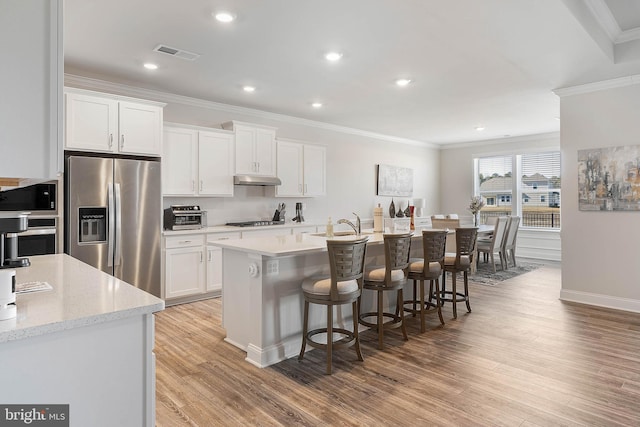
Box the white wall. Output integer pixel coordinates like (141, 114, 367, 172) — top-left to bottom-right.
(439, 133, 561, 262)
(65, 77, 440, 226)
(559, 83, 640, 313)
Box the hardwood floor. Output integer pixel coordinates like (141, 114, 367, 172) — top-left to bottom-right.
(155, 266, 640, 426)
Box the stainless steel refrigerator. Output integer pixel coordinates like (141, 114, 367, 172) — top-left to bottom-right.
(65, 154, 162, 298)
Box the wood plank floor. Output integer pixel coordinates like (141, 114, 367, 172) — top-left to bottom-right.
(155, 266, 640, 426)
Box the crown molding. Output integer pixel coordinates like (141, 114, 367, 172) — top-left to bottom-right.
(64, 73, 437, 149)
(586, 0, 619, 42)
(553, 74, 640, 97)
(440, 132, 559, 151)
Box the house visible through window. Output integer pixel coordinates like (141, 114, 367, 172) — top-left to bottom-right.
(475, 151, 561, 229)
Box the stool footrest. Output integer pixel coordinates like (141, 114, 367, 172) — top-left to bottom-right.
(359, 312, 403, 331)
(305, 327, 356, 351)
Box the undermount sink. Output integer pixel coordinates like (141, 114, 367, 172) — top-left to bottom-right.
(311, 230, 374, 237)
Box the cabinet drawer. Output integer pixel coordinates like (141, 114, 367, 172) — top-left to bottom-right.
(165, 234, 205, 249)
(207, 232, 241, 243)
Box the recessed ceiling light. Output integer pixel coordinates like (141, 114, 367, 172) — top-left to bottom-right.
(143, 63, 158, 70)
(475, 126, 485, 131)
(395, 78, 411, 86)
(311, 102, 323, 108)
(325, 52, 342, 62)
(243, 86, 256, 93)
(214, 12, 235, 23)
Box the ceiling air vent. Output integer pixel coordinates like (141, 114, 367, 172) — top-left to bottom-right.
(153, 44, 200, 61)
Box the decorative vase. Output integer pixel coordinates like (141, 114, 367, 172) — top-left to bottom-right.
(389, 199, 396, 218)
(396, 205, 405, 218)
(474, 213, 479, 227)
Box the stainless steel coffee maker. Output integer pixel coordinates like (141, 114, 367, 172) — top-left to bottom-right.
(0, 212, 30, 269)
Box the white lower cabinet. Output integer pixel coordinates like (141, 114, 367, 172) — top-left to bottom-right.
(164, 235, 206, 299)
(164, 232, 240, 303)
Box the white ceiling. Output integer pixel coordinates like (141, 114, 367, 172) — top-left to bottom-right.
(64, 0, 640, 145)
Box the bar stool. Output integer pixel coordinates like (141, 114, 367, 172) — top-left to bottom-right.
(298, 237, 368, 375)
(404, 230, 447, 332)
(359, 233, 412, 350)
(440, 227, 477, 319)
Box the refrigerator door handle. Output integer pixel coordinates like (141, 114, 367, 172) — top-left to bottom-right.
(107, 182, 115, 267)
(114, 182, 123, 266)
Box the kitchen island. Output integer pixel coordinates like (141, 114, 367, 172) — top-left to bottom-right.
(211, 232, 424, 368)
(0, 254, 164, 427)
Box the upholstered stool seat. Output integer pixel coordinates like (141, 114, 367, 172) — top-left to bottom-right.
(298, 237, 368, 375)
(359, 233, 412, 350)
(404, 230, 447, 332)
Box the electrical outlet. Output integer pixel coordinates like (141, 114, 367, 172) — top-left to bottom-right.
(266, 260, 279, 276)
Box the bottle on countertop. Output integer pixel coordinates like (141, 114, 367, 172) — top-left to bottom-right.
(373, 204, 383, 233)
(326, 217, 334, 238)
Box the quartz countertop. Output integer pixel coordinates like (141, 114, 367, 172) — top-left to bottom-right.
(0, 254, 165, 343)
(163, 222, 321, 236)
(209, 230, 422, 257)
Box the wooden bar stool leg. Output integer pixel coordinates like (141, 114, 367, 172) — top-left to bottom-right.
(412, 280, 417, 317)
(464, 271, 472, 313)
(378, 289, 384, 350)
(452, 271, 458, 319)
(326, 305, 333, 375)
(434, 278, 444, 325)
(352, 300, 363, 361)
(398, 288, 408, 341)
(298, 301, 309, 361)
(419, 279, 426, 333)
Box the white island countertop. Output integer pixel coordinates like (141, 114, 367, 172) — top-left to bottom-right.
(0, 254, 165, 343)
(209, 230, 410, 257)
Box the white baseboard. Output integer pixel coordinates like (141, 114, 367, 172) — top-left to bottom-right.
(560, 289, 640, 313)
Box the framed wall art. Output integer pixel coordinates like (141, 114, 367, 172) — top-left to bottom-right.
(578, 145, 640, 211)
(376, 164, 413, 197)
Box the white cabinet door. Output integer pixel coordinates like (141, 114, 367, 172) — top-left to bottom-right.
(303, 144, 326, 196)
(234, 126, 256, 175)
(206, 246, 223, 293)
(118, 101, 162, 156)
(255, 128, 277, 176)
(165, 246, 205, 299)
(198, 131, 234, 196)
(162, 127, 197, 195)
(229, 122, 277, 176)
(1, 0, 62, 179)
(276, 141, 304, 196)
(65, 93, 118, 153)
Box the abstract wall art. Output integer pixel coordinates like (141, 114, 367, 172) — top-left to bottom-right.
(578, 145, 640, 211)
(376, 164, 413, 197)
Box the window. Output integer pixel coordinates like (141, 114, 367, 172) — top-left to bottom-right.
(475, 151, 561, 229)
(477, 156, 512, 221)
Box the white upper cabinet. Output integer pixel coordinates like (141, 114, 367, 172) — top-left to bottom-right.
(276, 139, 326, 197)
(222, 121, 277, 177)
(198, 130, 234, 196)
(65, 89, 164, 156)
(162, 124, 234, 197)
(1, 0, 62, 180)
(163, 127, 198, 195)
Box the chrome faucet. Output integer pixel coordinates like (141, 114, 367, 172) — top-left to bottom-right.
(338, 212, 361, 236)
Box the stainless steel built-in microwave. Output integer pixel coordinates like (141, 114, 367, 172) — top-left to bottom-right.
(0, 183, 56, 212)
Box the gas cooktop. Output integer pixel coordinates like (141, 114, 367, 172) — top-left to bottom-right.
(225, 220, 285, 227)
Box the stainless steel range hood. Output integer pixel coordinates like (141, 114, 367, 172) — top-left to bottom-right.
(234, 175, 282, 186)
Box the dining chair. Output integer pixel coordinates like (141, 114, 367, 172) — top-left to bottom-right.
(476, 216, 509, 272)
(405, 230, 447, 332)
(359, 233, 412, 350)
(298, 237, 368, 375)
(440, 227, 478, 319)
(502, 216, 521, 268)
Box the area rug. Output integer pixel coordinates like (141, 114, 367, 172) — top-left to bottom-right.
(469, 261, 540, 286)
